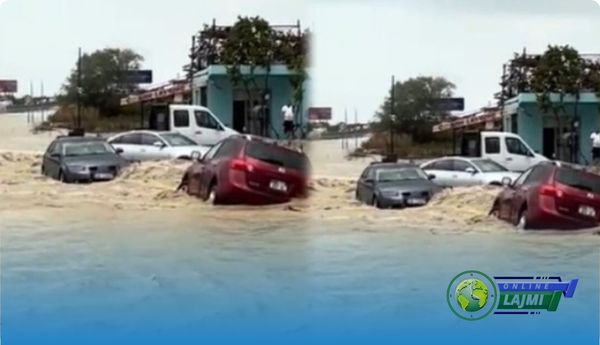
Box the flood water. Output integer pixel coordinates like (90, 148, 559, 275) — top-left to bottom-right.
(2, 207, 598, 343)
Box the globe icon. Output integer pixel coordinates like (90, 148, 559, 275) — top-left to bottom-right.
(455, 278, 489, 312)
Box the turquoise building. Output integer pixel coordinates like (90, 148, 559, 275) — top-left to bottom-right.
(502, 93, 600, 163)
(192, 65, 309, 139)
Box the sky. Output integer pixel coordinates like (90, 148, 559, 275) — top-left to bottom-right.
(0, 0, 309, 96)
(2, 0, 600, 123)
(310, 0, 600, 122)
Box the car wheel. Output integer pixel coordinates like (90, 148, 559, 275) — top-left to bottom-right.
(41, 165, 45, 176)
(373, 196, 384, 209)
(58, 170, 68, 183)
(489, 201, 500, 217)
(206, 183, 218, 205)
(516, 207, 528, 230)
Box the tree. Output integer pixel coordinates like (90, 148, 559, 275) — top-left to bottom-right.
(372, 76, 456, 142)
(221, 16, 275, 135)
(531, 45, 585, 160)
(219, 16, 309, 137)
(60, 48, 144, 116)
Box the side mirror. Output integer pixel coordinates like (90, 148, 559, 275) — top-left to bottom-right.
(364, 178, 374, 185)
(465, 167, 477, 175)
(428, 174, 436, 180)
(191, 151, 204, 162)
(153, 141, 165, 148)
(50, 153, 61, 159)
(115, 148, 124, 154)
(501, 177, 513, 187)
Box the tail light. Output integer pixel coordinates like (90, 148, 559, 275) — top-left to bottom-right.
(230, 159, 254, 172)
(540, 184, 563, 198)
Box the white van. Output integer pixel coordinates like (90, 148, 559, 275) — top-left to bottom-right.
(148, 104, 238, 146)
(459, 131, 548, 172)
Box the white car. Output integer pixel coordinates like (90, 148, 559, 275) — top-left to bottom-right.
(420, 157, 521, 188)
(107, 130, 209, 162)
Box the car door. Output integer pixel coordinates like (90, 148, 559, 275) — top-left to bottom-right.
(110, 133, 142, 161)
(139, 133, 169, 161)
(356, 167, 374, 203)
(503, 137, 537, 172)
(43, 141, 62, 179)
(451, 160, 479, 187)
(194, 110, 225, 146)
(197, 141, 224, 197)
(172, 109, 196, 143)
(498, 168, 532, 221)
(507, 165, 551, 222)
(423, 159, 454, 187)
(481, 135, 504, 166)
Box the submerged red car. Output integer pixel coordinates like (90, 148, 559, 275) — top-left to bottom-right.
(491, 162, 600, 230)
(178, 135, 310, 205)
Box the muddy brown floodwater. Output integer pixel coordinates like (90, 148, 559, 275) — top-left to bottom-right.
(0, 112, 598, 234)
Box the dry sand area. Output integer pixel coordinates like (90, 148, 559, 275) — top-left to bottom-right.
(0, 112, 598, 232)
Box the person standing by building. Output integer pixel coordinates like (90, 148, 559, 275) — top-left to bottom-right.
(591, 128, 600, 165)
(281, 101, 295, 142)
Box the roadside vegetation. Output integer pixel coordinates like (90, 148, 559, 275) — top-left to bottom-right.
(360, 76, 456, 158)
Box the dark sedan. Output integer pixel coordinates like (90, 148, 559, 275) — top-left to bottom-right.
(356, 162, 442, 209)
(41, 136, 127, 183)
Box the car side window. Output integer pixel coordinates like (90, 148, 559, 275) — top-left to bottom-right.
(140, 133, 162, 146)
(506, 138, 532, 156)
(46, 142, 57, 154)
(433, 159, 453, 171)
(173, 110, 190, 128)
(452, 160, 473, 172)
(360, 167, 372, 180)
(213, 140, 237, 159)
(513, 168, 533, 187)
(118, 133, 141, 145)
(195, 110, 222, 130)
(485, 137, 500, 154)
(203, 142, 223, 161)
(523, 165, 549, 185)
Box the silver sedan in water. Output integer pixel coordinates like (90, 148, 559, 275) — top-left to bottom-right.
(107, 130, 209, 162)
(355, 162, 442, 209)
(420, 157, 521, 188)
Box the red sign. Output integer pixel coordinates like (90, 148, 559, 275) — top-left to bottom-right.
(0, 80, 18, 93)
(308, 107, 332, 121)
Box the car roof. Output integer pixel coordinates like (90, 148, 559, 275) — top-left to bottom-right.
(368, 162, 418, 169)
(111, 130, 172, 136)
(230, 134, 306, 153)
(53, 136, 107, 143)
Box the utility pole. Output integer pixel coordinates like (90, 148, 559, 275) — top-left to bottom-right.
(389, 75, 396, 159)
(28, 81, 33, 124)
(40, 80, 44, 122)
(343, 108, 348, 151)
(76, 47, 82, 131)
(354, 108, 358, 150)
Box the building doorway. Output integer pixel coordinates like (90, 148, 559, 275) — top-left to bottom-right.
(543, 127, 556, 159)
(233, 100, 246, 133)
(233, 89, 270, 137)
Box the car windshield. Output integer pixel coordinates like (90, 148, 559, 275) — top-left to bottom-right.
(376, 168, 427, 182)
(245, 141, 309, 172)
(64, 142, 114, 156)
(472, 159, 508, 172)
(161, 133, 197, 146)
(555, 168, 600, 194)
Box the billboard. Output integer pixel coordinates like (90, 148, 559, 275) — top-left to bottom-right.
(431, 98, 465, 111)
(0, 80, 18, 93)
(124, 70, 153, 84)
(308, 107, 332, 121)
